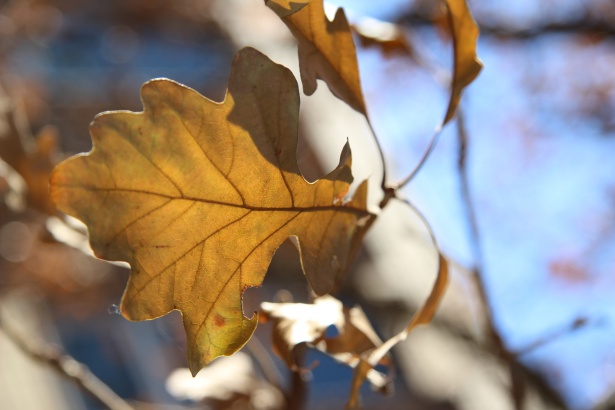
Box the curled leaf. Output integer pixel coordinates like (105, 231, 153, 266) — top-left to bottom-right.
(348, 253, 449, 408)
(442, 0, 483, 124)
(50, 47, 372, 374)
(395, 0, 482, 189)
(260, 295, 392, 394)
(261, 296, 344, 368)
(267, 0, 366, 115)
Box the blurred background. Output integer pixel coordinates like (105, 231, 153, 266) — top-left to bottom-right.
(0, 0, 614, 409)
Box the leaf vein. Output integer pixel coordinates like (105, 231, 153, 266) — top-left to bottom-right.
(165, 100, 245, 206)
(120, 131, 185, 196)
(127, 210, 253, 302)
(108, 198, 173, 245)
(59, 186, 369, 216)
(197, 211, 302, 341)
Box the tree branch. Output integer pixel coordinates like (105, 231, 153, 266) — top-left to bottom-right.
(456, 111, 561, 410)
(0, 314, 134, 410)
(399, 10, 615, 39)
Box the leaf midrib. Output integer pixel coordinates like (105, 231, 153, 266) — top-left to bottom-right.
(61, 185, 370, 215)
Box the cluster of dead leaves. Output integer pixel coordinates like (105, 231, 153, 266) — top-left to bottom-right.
(0, 84, 58, 216)
(0, 82, 122, 317)
(49, 0, 481, 407)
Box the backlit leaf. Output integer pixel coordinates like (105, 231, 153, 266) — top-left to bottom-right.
(394, 0, 482, 189)
(266, 0, 366, 115)
(260, 295, 392, 395)
(50, 47, 372, 375)
(442, 0, 483, 124)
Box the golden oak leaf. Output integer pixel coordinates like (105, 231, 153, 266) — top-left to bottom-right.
(266, 0, 366, 115)
(49, 47, 371, 374)
(442, 0, 483, 124)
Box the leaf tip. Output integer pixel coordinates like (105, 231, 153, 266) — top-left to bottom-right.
(185, 311, 259, 377)
(265, 0, 310, 17)
(339, 139, 352, 169)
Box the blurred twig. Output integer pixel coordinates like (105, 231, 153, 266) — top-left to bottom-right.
(512, 317, 588, 357)
(477, 19, 615, 39)
(456, 111, 569, 410)
(394, 125, 443, 190)
(457, 108, 526, 410)
(399, 8, 615, 38)
(0, 313, 134, 410)
(456, 109, 528, 409)
(244, 336, 286, 393)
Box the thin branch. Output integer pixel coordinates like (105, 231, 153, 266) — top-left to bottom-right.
(395, 0, 485, 190)
(456, 112, 483, 271)
(394, 125, 443, 190)
(348, 194, 449, 408)
(245, 336, 307, 410)
(399, 11, 615, 39)
(478, 19, 615, 39)
(244, 336, 285, 390)
(512, 317, 588, 357)
(0, 315, 134, 410)
(456, 110, 529, 410)
(388, 25, 448, 191)
(365, 114, 390, 195)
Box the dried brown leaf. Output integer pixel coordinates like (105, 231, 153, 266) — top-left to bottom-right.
(260, 295, 383, 367)
(395, 0, 482, 189)
(442, 0, 483, 124)
(266, 0, 366, 114)
(353, 18, 414, 58)
(0, 159, 26, 212)
(50, 47, 372, 374)
(0, 85, 58, 214)
(260, 295, 392, 394)
(347, 253, 449, 408)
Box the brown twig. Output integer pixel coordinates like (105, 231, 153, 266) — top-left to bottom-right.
(399, 9, 615, 39)
(244, 336, 285, 391)
(512, 317, 588, 358)
(455, 110, 577, 409)
(364, 115, 390, 196)
(245, 336, 307, 410)
(456, 109, 528, 409)
(394, 125, 443, 190)
(0, 314, 134, 410)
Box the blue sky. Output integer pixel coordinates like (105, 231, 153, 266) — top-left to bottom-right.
(328, 1, 615, 408)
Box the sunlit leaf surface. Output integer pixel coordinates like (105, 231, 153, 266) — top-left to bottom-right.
(267, 0, 366, 114)
(50, 47, 371, 374)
